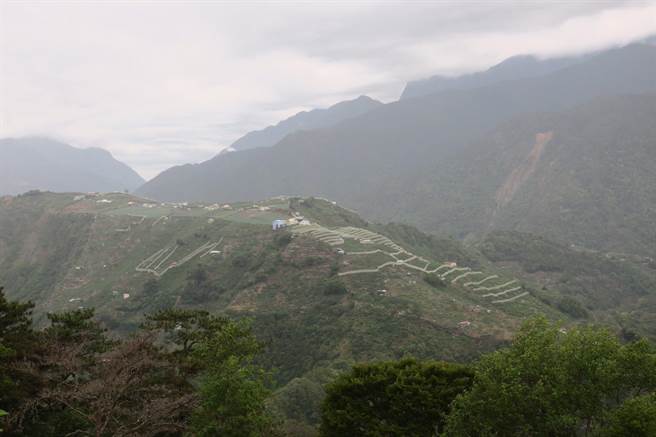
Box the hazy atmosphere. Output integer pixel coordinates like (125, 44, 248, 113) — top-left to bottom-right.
(4, 2, 656, 436)
(2, 1, 656, 178)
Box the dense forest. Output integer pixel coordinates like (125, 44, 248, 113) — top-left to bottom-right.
(2, 287, 655, 436)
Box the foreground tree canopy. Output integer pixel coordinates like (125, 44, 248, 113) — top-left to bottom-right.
(320, 358, 473, 436)
(0, 288, 278, 436)
(319, 318, 656, 437)
(444, 317, 656, 436)
(3, 286, 656, 436)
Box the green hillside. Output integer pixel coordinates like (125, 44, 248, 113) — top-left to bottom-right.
(478, 231, 656, 339)
(1, 191, 655, 428)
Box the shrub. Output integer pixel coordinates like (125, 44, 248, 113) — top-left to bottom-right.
(557, 296, 589, 319)
(274, 232, 293, 248)
(424, 274, 446, 288)
(321, 279, 348, 296)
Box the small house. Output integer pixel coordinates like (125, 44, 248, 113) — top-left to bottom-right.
(272, 219, 287, 230)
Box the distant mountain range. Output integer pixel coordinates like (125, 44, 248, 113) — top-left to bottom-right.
(137, 43, 656, 258)
(0, 137, 144, 195)
(400, 53, 585, 100)
(228, 95, 382, 152)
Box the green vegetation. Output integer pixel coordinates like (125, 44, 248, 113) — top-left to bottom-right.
(604, 393, 656, 436)
(0, 409, 7, 432)
(479, 231, 656, 336)
(4, 282, 656, 436)
(320, 358, 473, 436)
(444, 317, 656, 436)
(0, 289, 278, 436)
(3, 192, 656, 431)
(424, 273, 446, 288)
(321, 278, 348, 296)
(556, 296, 589, 319)
(191, 319, 279, 436)
(315, 318, 656, 437)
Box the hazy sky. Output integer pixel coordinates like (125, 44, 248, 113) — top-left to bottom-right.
(2, 1, 656, 179)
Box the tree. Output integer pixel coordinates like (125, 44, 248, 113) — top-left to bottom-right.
(424, 274, 446, 288)
(0, 408, 7, 432)
(0, 292, 280, 436)
(0, 287, 39, 414)
(604, 393, 656, 436)
(190, 319, 280, 437)
(187, 264, 208, 288)
(322, 279, 348, 296)
(0, 287, 34, 342)
(144, 309, 281, 435)
(45, 308, 114, 358)
(444, 317, 656, 436)
(320, 358, 474, 437)
(5, 307, 196, 436)
(141, 278, 159, 297)
(183, 264, 221, 303)
(21, 332, 195, 437)
(142, 308, 230, 358)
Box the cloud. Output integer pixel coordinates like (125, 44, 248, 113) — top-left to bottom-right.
(1, 1, 655, 179)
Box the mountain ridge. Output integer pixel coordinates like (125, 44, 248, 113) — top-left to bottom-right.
(400, 52, 585, 100)
(227, 95, 383, 152)
(0, 137, 144, 195)
(137, 44, 656, 262)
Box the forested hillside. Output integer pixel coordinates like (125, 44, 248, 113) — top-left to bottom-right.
(2, 191, 656, 431)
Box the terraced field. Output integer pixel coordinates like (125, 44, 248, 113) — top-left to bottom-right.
(290, 223, 530, 306)
(136, 239, 223, 276)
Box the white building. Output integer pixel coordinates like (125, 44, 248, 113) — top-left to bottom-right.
(272, 219, 287, 230)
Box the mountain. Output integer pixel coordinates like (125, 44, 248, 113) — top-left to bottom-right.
(0, 192, 539, 425)
(0, 137, 144, 195)
(228, 95, 382, 152)
(411, 94, 656, 258)
(137, 44, 656, 258)
(1, 192, 655, 427)
(400, 53, 584, 100)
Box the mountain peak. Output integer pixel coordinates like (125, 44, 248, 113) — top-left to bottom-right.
(227, 95, 382, 153)
(0, 137, 144, 195)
